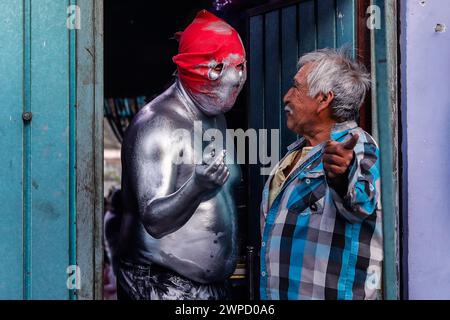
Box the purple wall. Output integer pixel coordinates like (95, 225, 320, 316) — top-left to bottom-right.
(401, 0, 450, 299)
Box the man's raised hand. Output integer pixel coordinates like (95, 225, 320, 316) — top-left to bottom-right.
(194, 150, 230, 190)
(323, 133, 359, 179)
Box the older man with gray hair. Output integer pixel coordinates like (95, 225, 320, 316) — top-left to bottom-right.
(259, 48, 382, 300)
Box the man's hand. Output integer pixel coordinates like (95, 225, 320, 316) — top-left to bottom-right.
(193, 150, 230, 190)
(323, 133, 359, 179)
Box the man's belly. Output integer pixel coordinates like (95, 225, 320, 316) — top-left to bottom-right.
(120, 196, 238, 284)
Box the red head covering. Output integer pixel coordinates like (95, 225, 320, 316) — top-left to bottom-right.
(172, 10, 246, 94)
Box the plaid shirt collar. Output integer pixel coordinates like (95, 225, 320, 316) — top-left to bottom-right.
(286, 120, 358, 152)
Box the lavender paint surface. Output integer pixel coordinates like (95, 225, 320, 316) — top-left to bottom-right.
(401, 0, 450, 299)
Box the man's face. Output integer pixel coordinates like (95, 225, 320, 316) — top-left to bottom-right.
(283, 63, 321, 135)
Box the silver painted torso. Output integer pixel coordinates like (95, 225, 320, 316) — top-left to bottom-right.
(119, 81, 241, 284)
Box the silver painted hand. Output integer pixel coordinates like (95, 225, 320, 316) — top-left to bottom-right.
(194, 150, 230, 190)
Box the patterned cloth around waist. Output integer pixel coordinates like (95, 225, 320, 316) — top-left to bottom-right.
(117, 260, 229, 300)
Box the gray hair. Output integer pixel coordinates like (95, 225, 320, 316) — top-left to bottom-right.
(298, 48, 371, 122)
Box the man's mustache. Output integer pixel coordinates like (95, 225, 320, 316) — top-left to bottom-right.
(284, 105, 294, 115)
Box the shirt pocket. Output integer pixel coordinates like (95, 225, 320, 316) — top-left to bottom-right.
(287, 171, 327, 216)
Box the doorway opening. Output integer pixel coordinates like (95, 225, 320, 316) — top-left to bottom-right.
(102, 0, 270, 300)
(102, 0, 380, 300)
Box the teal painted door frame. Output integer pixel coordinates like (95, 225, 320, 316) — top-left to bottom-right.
(371, 0, 400, 300)
(0, 0, 103, 300)
(76, 0, 104, 300)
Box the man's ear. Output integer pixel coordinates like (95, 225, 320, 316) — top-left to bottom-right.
(317, 91, 334, 114)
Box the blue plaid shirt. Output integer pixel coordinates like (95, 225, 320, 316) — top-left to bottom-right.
(260, 121, 383, 300)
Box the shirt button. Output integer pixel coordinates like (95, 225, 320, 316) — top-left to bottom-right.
(261, 242, 266, 247)
(261, 271, 266, 277)
(305, 179, 311, 184)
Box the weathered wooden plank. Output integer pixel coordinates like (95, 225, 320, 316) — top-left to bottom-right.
(298, 0, 317, 56)
(336, 0, 356, 52)
(372, 0, 400, 300)
(281, 5, 299, 152)
(93, 0, 105, 300)
(248, 14, 265, 300)
(264, 10, 281, 159)
(248, 15, 264, 250)
(0, 0, 24, 299)
(76, 0, 96, 300)
(75, 0, 104, 300)
(317, 0, 337, 49)
(30, 0, 70, 299)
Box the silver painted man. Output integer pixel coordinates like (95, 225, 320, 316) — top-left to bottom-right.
(117, 10, 247, 300)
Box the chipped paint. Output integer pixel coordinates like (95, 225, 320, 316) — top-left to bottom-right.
(337, 11, 345, 37)
(434, 23, 446, 33)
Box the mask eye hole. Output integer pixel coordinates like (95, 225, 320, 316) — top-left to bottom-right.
(208, 63, 224, 80)
(213, 63, 224, 73)
(236, 63, 245, 71)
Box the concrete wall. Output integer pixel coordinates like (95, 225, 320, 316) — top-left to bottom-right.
(401, 0, 450, 299)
